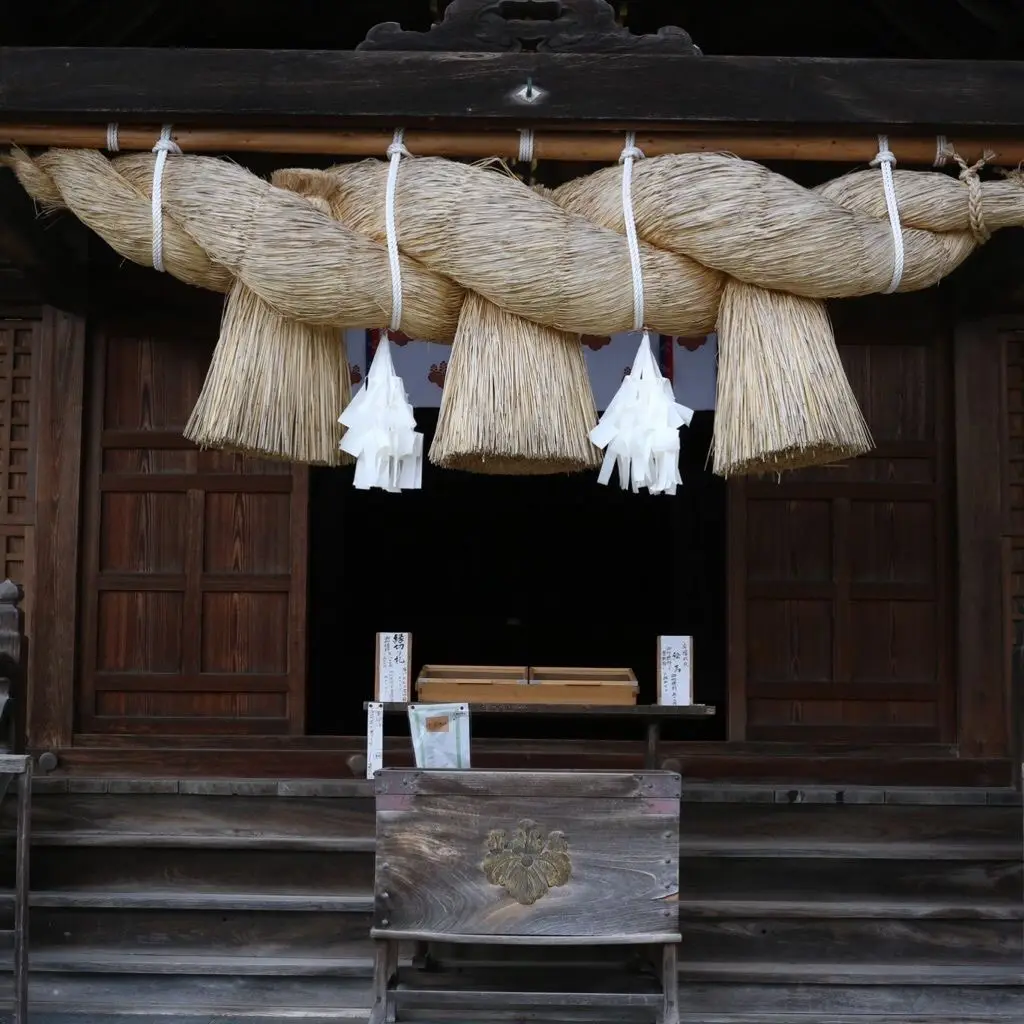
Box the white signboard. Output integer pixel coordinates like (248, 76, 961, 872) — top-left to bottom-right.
(375, 632, 412, 702)
(366, 701, 384, 779)
(657, 635, 693, 706)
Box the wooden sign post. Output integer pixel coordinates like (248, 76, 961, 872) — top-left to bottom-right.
(374, 632, 412, 702)
(657, 636, 693, 706)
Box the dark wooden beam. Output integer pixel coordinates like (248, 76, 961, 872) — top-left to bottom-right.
(1, 47, 1024, 129)
(954, 318, 1010, 758)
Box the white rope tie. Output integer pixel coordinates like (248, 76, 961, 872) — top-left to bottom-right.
(619, 132, 646, 332)
(106, 123, 120, 153)
(151, 124, 182, 273)
(518, 129, 535, 164)
(934, 135, 950, 168)
(385, 128, 411, 334)
(869, 134, 904, 294)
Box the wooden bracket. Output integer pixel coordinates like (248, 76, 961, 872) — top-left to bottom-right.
(359, 0, 702, 54)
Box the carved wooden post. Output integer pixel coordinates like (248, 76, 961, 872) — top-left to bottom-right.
(0, 580, 26, 755)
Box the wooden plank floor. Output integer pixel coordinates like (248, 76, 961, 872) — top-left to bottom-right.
(0, 782, 1017, 1022)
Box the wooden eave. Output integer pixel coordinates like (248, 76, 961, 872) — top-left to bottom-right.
(1, 47, 1023, 130)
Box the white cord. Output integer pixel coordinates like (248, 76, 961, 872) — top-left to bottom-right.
(385, 129, 411, 334)
(869, 134, 904, 294)
(151, 124, 182, 273)
(106, 123, 120, 153)
(934, 135, 950, 168)
(518, 129, 535, 164)
(619, 132, 646, 333)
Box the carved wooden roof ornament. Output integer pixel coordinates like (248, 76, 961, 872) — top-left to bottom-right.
(358, 0, 702, 54)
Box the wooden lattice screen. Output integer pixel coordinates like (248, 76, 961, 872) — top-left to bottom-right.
(0, 320, 37, 635)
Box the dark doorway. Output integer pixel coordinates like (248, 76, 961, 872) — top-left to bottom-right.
(307, 410, 726, 741)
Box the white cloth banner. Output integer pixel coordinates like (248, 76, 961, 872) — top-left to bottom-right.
(346, 330, 717, 412)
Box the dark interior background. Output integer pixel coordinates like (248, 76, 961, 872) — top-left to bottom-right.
(3, 0, 1023, 59)
(307, 408, 726, 742)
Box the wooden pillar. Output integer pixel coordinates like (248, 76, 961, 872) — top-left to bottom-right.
(954, 319, 1009, 758)
(27, 307, 85, 752)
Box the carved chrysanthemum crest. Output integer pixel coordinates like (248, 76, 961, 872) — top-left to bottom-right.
(482, 818, 571, 905)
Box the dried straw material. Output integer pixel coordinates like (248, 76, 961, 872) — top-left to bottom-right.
(7, 146, 1023, 474)
(714, 282, 872, 476)
(185, 281, 352, 465)
(183, 169, 354, 464)
(431, 293, 601, 475)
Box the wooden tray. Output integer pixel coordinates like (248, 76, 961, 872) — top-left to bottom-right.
(415, 665, 638, 705)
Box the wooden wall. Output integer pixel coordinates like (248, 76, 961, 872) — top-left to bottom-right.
(728, 297, 955, 745)
(75, 324, 308, 736)
(4, 287, 1015, 779)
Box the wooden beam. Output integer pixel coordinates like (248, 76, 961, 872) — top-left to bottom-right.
(954, 319, 1010, 758)
(1, 48, 1024, 129)
(27, 307, 85, 753)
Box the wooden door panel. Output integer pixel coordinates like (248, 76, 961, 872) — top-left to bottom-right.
(79, 326, 308, 737)
(730, 298, 954, 743)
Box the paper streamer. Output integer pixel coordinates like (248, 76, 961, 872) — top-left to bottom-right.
(589, 331, 694, 495)
(339, 336, 423, 492)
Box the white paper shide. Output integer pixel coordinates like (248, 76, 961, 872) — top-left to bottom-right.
(408, 703, 471, 769)
(589, 332, 694, 495)
(339, 336, 423, 492)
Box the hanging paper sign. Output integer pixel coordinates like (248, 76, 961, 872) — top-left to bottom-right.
(366, 701, 384, 779)
(657, 635, 693, 706)
(375, 632, 412, 702)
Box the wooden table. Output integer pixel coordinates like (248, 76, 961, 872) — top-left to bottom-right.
(370, 768, 682, 1023)
(369, 702, 716, 769)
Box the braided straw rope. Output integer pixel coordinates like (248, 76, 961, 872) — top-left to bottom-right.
(5, 146, 1017, 473)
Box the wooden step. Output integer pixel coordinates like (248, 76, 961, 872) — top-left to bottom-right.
(26, 949, 377, 976)
(30, 907, 374, 957)
(675, 917, 1022, 964)
(16, 845, 375, 896)
(7, 964, 1022, 1021)
(28, 889, 373, 911)
(677, 897, 1024, 919)
(5, 793, 1018, 859)
(2, 793, 375, 851)
(679, 855, 1023, 900)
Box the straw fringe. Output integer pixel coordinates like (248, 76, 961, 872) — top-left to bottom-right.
(430, 293, 601, 474)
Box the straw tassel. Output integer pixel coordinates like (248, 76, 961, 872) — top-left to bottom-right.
(339, 336, 423, 491)
(590, 331, 693, 494)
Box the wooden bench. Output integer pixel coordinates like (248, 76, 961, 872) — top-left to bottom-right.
(370, 768, 681, 1023)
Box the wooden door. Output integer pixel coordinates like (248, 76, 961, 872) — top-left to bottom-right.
(78, 324, 308, 736)
(728, 297, 954, 744)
